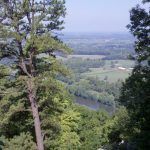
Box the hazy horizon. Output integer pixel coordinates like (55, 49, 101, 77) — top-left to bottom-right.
(62, 31, 132, 34)
(64, 0, 141, 33)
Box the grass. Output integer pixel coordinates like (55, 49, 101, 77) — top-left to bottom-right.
(82, 60, 134, 82)
(83, 70, 131, 82)
(64, 54, 105, 60)
(104, 60, 135, 68)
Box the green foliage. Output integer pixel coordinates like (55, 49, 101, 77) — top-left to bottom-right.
(1, 0, 147, 149)
(75, 106, 110, 150)
(117, 1, 150, 149)
(119, 66, 150, 149)
(52, 108, 81, 149)
(127, 3, 150, 63)
(67, 77, 121, 109)
(0, 66, 82, 149)
(3, 133, 36, 150)
(0, 137, 5, 150)
(63, 58, 105, 73)
(101, 108, 131, 150)
(37, 77, 81, 149)
(0, 0, 77, 149)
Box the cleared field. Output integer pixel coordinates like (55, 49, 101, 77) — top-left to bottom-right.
(83, 69, 131, 82)
(104, 60, 135, 68)
(66, 55, 105, 59)
(82, 60, 134, 82)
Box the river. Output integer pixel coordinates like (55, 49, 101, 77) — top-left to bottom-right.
(74, 96, 114, 113)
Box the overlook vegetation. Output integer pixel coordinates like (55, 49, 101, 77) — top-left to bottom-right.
(0, 0, 150, 150)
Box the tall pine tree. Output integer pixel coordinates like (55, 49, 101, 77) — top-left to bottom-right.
(0, 0, 70, 149)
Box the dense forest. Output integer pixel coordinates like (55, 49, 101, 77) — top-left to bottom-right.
(0, 0, 150, 150)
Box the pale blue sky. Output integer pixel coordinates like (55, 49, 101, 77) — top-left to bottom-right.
(64, 0, 141, 33)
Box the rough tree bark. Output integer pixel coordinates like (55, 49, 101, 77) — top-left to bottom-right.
(19, 45, 44, 149)
(27, 79, 44, 150)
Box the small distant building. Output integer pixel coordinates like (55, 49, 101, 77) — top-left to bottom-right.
(118, 67, 126, 70)
(129, 68, 133, 70)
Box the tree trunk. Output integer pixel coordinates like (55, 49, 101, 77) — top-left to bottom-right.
(28, 80, 44, 150)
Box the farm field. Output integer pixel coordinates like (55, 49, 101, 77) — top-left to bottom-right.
(82, 60, 135, 82)
(67, 54, 105, 59)
(58, 54, 105, 60)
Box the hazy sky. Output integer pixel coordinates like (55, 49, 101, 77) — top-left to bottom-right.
(64, 0, 141, 33)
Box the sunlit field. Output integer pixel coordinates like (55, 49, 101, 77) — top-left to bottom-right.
(82, 60, 135, 82)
